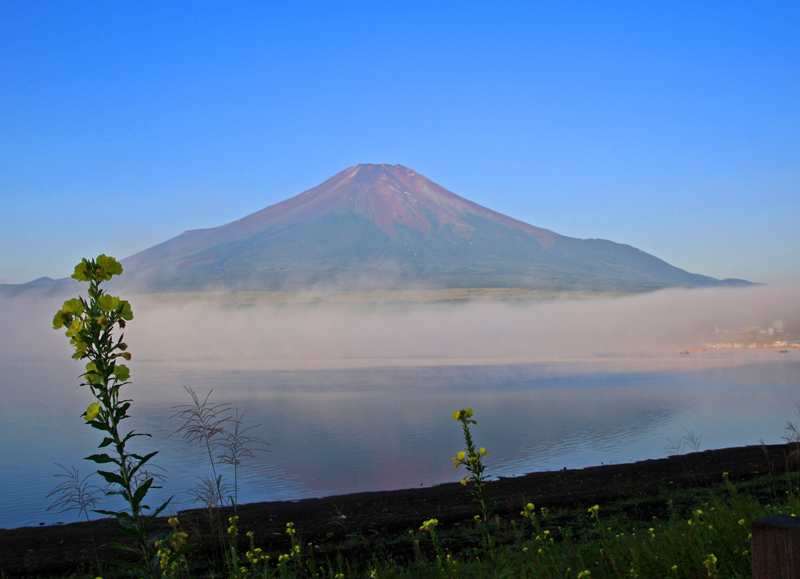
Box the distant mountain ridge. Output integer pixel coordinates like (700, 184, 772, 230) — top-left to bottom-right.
(17, 164, 752, 294)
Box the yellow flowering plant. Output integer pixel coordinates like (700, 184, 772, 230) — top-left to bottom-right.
(451, 408, 503, 578)
(53, 255, 186, 578)
(419, 518, 451, 575)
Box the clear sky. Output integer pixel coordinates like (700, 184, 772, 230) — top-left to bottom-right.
(1, 1, 798, 284)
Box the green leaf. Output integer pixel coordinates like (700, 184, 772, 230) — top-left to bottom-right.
(93, 508, 125, 518)
(127, 453, 157, 480)
(85, 453, 117, 465)
(120, 300, 134, 321)
(98, 437, 114, 448)
(132, 478, 153, 508)
(97, 470, 126, 486)
(144, 499, 172, 527)
(89, 421, 112, 433)
(117, 524, 146, 540)
(122, 431, 146, 444)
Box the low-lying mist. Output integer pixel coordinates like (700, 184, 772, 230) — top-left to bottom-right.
(2, 283, 797, 368)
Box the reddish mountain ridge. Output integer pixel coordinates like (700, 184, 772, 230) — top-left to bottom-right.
(126, 164, 556, 265)
(240, 164, 557, 245)
(113, 163, 749, 292)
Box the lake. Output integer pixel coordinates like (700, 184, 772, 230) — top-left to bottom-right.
(1, 352, 797, 530)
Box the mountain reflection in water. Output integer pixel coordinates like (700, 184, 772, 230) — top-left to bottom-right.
(1, 357, 797, 530)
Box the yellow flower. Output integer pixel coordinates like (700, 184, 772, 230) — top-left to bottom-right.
(84, 402, 100, 421)
(461, 476, 467, 485)
(420, 518, 438, 532)
(578, 571, 591, 578)
(452, 408, 474, 421)
(478, 447, 489, 456)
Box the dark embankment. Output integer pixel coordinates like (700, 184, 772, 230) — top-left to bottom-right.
(1, 443, 794, 577)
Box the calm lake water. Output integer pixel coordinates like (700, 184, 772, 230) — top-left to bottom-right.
(1, 353, 798, 529)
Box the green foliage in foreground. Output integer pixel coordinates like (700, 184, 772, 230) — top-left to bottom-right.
(18, 471, 800, 579)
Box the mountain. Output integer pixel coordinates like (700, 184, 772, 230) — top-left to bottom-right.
(111, 164, 749, 293)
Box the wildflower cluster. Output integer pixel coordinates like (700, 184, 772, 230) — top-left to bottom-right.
(277, 522, 303, 568)
(228, 515, 240, 539)
(521, 502, 537, 521)
(420, 518, 438, 532)
(155, 517, 192, 578)
(245, 531, 268, 566)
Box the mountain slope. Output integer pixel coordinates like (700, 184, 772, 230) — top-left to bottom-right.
(117, 163, 748, 292)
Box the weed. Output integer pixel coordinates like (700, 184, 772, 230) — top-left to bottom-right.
(451, 408, 503, 578)
(170, 386, 268, 577)
(46, 464, 107, 575)
(53, 255, 178, 578)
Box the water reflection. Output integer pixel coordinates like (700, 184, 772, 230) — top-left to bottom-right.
(1, 359, 798, 529)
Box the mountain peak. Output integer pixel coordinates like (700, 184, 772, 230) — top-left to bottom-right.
(120, 164, 750, 293)
(219, 163, 556, 244)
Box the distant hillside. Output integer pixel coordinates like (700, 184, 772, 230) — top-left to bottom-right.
(15, 164, 752, 294)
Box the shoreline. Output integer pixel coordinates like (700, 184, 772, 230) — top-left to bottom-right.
(2, 442, 795, 576)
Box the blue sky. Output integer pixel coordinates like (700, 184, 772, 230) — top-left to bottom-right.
(1, 1, 798, 284)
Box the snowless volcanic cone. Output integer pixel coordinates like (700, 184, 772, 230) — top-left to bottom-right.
(118, 164, 749, 293)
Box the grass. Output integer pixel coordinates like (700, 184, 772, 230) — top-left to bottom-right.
(12, 435, 800, 578)
(10, 467, 800, 579)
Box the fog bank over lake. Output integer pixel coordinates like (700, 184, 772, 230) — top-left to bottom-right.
(0, 284, 797, 529)
(2, 282, 797, 368)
